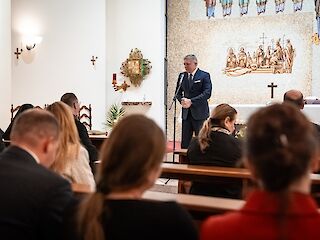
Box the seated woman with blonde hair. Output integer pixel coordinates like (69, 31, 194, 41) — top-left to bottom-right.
(201, 103, 320, 240)
(187, 103, 242, 198)
(46, 101, 95, 190)
(64, 114, 197, 240)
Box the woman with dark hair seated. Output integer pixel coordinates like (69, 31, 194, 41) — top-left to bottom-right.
(201, 103, 320, 240)
(3, 104, 34, 140)
(65, 114, 197, 240)
(187, 103, 242, 199)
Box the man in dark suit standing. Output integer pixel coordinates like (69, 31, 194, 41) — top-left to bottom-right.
(61, 93, 98, 169)
(176, 54, 212, 148)
(0, 109, 73, 240)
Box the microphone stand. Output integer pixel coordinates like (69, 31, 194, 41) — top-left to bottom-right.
(168, 76, 184, 163)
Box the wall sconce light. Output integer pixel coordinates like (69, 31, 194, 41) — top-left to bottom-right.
(22, 35, 42, 50)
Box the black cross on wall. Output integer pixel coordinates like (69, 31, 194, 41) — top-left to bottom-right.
(91, 56, 98, 66)
(268, 82, 278, 99)
(14, 48, 23, 59)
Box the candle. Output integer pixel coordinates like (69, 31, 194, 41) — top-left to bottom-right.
(112, 73, 117, 85)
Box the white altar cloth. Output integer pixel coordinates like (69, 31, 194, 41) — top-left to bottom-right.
(209, 104, 320, 125)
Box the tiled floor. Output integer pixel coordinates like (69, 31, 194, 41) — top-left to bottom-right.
(150, 178, 178, 194)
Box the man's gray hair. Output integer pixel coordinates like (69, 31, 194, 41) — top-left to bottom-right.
(184, 54, 198, 64)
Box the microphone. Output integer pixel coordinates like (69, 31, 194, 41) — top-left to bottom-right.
(178, 72, 185, 86)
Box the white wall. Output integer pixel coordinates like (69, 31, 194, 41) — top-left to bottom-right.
(0, 0, 11, 129)
(106, 0, 166, 129)
(11, 0, 106, 130)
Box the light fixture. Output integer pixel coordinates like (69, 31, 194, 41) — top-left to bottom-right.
(22, 35, 42, 50)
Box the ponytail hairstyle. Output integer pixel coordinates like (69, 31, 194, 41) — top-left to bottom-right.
(246, 103, 318, 192)
(246, 103, 318, 240)
(78, 114, 166, 240)
(198, 103, 237, 152)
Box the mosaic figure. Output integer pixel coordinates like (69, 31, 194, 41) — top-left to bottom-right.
(256, 45, 265, 67)
(226, 48, 238, 68)
(292, 0, 303, 11)
(265, 46, 272, 67)
(220, 0, 233, 17)
(275, 0, 285, 13)
(204, 0, 217, 18)
(239, 0, 250, 16)
(256, 0, 267, 15)
(284, 39, 295, 73)
(238, 47, 248, 67)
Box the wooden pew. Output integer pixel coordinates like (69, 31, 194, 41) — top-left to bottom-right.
(88, 134, 108, 151)
(161, 163, 320, 184)
(160, 163, 320, 198)
(71, 183, 244, 221)
(173, 148, 188, 163)
(161, 163, 250, 181)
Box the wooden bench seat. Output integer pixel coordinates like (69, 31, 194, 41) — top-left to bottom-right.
(160, 163, 320, 184)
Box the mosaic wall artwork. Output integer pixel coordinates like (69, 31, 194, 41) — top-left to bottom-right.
(167, 0, 320, 141)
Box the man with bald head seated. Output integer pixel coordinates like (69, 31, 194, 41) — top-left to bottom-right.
(0, 109, 73, 240)
(283, 89, 320, 135)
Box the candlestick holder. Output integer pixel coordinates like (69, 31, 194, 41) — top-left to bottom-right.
(113, 81, 130, 92)
(112, 73, 130, 92)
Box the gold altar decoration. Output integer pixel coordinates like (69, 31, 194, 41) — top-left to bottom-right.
(223, 37, 295, 77)
(120, 48, 152, 87)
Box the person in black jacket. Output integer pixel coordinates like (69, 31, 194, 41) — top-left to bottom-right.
(187, 103, 242, 199)
(0, 109, 73, 240)
(60, 93, 98, 170)
(3, 103, 34, 140)
(0, 128, 5, 152)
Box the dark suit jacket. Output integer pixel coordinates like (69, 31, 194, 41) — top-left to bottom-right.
(0, 146, 73, 240)
(0, 129, 5, 153)
(74, 118, 98, 168)
(2, 121, 13, 140)
(176, 69, 212, 120)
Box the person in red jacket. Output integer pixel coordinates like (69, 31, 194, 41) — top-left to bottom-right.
(201, 103, 320, 240)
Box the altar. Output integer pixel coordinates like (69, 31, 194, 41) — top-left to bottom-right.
(209, 104, 320, 125)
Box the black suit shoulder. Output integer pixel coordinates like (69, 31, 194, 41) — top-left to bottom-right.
(74, 118, 98, 163)
(0, 129, 4, 153)
(0, 146, 73, 240)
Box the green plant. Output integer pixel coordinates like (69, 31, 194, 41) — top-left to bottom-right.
(105, 104, 125, 129)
